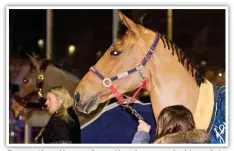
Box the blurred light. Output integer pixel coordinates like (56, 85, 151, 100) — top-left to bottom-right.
(68, 45, 76, 55)
(200, 61, 207, 66)
(10, 131, 15, 136)
(96, 51, 102, 59)
(218, 73, 222, 77)
(38, 39, 44, 48)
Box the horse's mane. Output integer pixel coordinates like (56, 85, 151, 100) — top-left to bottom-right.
(62, 70, 80, 82)
(117, 22, 205, 86)
(160, 35, 205, 86)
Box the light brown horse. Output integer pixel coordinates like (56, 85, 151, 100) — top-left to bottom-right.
(74, 11, 216, 133)
(12, 55, 107, 126)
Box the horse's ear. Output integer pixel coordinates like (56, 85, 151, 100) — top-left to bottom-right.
(27, 53, 40, 72)
(118, 10, 137, 33)
(32, 52, 40, 60)
(139, 12, 148, 25)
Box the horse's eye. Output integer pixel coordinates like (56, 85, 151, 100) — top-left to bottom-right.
(23, 79, 29, 83)
(110, 50, 121, 56)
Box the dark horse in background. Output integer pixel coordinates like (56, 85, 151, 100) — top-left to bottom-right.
(74, 11, 226, 144)
(12, 55, 156, 143)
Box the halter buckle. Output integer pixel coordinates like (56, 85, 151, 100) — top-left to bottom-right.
(136, 64, 146, 80)
(136, 64, 144, 72)
(37, 72, 44, 82)
(103, 78, 112, 88)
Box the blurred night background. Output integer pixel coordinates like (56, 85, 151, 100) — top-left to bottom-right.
(9, 9, 226, 143)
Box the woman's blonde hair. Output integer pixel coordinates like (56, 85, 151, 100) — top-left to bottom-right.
(47, 86, 74, 123)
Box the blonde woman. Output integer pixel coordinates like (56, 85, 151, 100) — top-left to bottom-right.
(35, 86, 81, 143)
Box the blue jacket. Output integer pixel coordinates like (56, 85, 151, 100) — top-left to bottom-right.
(132, 130, 210, 144)
(208, 85, 226, 144)
(132, 131, 150, 144)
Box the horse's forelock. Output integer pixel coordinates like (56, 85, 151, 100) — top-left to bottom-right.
(114, 34, 136, 53)
(117, 21, 128, 40)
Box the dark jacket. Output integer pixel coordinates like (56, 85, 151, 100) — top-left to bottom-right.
(35, 107, 81, 144)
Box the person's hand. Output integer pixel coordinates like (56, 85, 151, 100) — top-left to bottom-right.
(137, 120, 151, 133)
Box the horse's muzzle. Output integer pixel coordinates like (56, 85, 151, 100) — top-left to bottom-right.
(74, 91, 98, 114)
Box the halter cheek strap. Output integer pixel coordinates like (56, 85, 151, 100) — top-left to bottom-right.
(89, 33, 161, 104)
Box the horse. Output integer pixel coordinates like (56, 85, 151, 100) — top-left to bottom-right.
(74, 11, 226, 144)
(12, 54, 107, 126)
(12, 55, 157, 143)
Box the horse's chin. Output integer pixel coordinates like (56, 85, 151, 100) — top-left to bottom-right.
(77, 98, 99, 114)
(84, 102, 99, 114)
(13, 110, 31, 121)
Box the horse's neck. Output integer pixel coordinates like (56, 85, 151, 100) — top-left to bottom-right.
(146, 42, 200, 119)
(43, 65, 79, 96)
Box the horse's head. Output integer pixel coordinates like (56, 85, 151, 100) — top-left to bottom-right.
(74, 11, 158, 114)
(13, 54, 47, 112)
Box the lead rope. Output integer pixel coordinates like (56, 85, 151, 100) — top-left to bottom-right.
(121, 64, 147, 120)
(34, 128, 45, 143)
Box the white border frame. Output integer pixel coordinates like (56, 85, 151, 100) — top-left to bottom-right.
(5, 5, 229, 148)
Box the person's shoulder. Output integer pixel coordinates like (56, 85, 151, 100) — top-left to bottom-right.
(51, 113, 65, 123)
(154, 129, 210, 144)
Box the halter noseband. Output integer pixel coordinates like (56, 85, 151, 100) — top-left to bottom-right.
(89, 33, 161, 105)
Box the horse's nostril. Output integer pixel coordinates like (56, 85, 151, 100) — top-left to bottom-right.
(74, 91, 80, 103)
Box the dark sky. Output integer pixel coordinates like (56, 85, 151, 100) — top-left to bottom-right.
(9, 9, 225, 77)
(9, 9, 113, 76)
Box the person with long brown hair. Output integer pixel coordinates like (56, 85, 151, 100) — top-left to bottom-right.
(132, 105, 210, 144)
